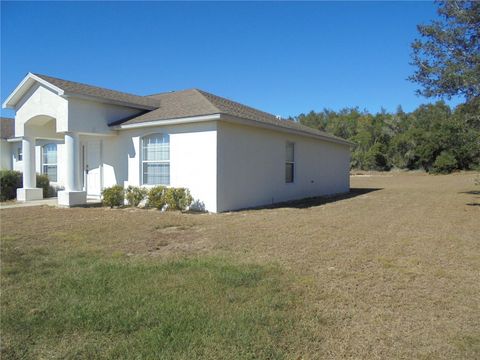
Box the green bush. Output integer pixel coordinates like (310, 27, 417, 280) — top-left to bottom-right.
(0, 170, 22, 201)
(125, 186, 147, 207)
(147, 186, 167, 209)
(36, 174, 50, 198)
(432, 151, 458, 174)
(0, 171, 51, 201)
(102, 185, 125, 208)
(164, 187, 193, 211)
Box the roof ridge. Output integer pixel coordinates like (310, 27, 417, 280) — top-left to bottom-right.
(195, 89, 279, 119)
(146, 88, 198, 97)
(192, 89, 223, 113)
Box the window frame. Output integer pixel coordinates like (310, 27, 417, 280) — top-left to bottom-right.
(42, 143, 58, 182)
(285, 141, 295, 184)
(141, 133, 170, 186)
(17, 146, 23, 161)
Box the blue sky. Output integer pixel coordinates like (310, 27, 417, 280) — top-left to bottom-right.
(1, 1, 460, 118)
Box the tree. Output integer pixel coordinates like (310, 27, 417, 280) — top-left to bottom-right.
(409, 1, 480, 101)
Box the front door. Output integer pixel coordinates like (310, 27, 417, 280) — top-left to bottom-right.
(82, 140, 103, 197)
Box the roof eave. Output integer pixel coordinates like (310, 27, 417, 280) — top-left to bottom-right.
(62, 92, 158, 111)
(110, 113, 222, 130)
(111, 112, 353, 146)
(2, 73, 65, 109)
(221, 114, 354, 146)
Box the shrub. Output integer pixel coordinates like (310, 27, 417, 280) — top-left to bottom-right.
(36, 174, 50, 198)
(147, 186, 167, 209)
(0, 171, 51, 201)
(0, 170, 22, 201)
(164, 187, 193, 211)
(432, 151, 458, 174)
(102, 185, 125, 208)
(125, 186, 147, 207)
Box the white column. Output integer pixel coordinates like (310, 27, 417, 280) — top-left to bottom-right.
(16, 136, 43, 201)
(58, 132, 86, 207)
(22, 136, 36, 188)
(64, 132, 80, 191)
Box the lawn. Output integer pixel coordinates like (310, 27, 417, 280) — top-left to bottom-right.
(1, 172, 479, 359)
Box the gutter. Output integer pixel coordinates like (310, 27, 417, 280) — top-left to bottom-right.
(110, 114, 221, 130)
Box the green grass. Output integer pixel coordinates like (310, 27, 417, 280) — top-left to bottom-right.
(1, 242, 301, 359)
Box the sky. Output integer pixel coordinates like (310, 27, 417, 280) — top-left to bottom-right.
(0, 1, 462, 119)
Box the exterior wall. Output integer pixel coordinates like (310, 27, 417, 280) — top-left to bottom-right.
(95, 122, 218, 212)
(1, 140, 12, 170)
(67, 98, 143, 134)
(0, 140, 24, 171)
(216, 121, 350, 212)
(15, 84, 68, 137)
(12, 141, 23, 172)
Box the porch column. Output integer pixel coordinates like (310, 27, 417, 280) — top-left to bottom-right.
(23, 136, 36, 188)
(64, 132, 80, 191)
(58, 132, 86, 207)
(16, 136, 43, 201)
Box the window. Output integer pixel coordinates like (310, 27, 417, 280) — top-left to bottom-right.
(142, 134, 170, 185)
(285, 142, 295, 183)
(42, 143, 57, 182)
(17, 147, 22, 161)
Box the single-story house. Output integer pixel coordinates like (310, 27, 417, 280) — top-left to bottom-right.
(2, 73, 352, 212)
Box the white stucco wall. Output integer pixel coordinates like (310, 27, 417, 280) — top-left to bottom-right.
(216, 121, 350, 212)
(68, 98, 143, 134)
(1, 140, 12, 170)
(15, 84, 68, 137)
(96, 122, 218, 212)
(12, 141, 22, 172)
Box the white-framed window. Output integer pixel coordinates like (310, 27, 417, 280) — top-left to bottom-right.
(285, 142, 295, 183)
(42, 143, 57, 182)
(17, 146, 22, 161)
(142, 133, 170, 185)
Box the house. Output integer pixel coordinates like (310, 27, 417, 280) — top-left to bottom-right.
(2, 73, 351, 212)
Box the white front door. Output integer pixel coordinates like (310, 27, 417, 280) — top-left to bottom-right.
(82, 140, 103, 197)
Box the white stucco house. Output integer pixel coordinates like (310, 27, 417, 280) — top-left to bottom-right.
(2, 73, 351, 212)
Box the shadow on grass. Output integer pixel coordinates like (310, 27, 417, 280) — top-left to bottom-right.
(237, 188, 383, 211)
(460, 190, 480, 206)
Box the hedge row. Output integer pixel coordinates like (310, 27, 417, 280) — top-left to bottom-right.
(102, 185, 193, 211)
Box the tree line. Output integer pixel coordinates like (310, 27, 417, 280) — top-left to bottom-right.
(294, 1, 479, 174)
(292, 99, 479, 173)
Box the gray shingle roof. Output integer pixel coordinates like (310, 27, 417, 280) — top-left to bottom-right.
(34, 74, 160, 110)
(33, 74, 350, 145)
(0, 117, 15, 139)
(116, 89, 351, 144)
